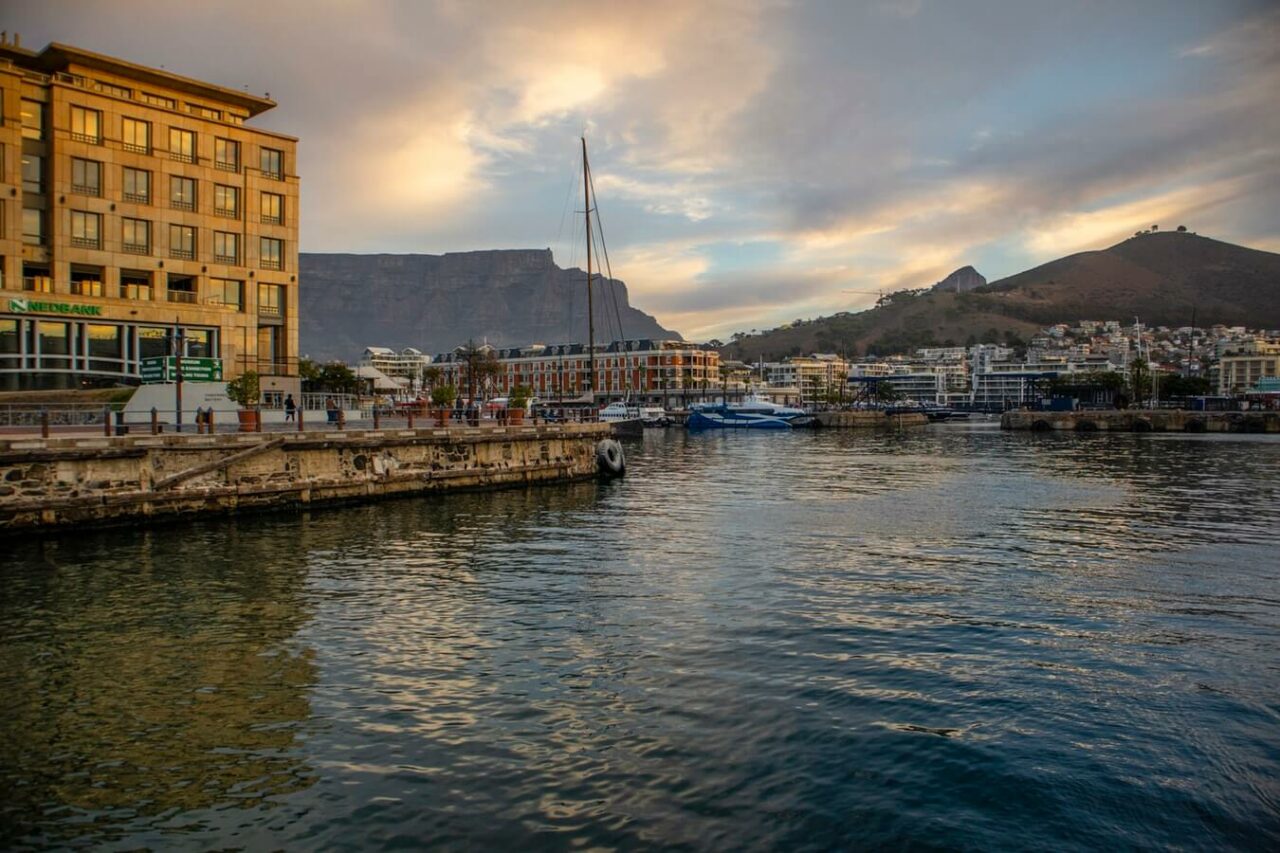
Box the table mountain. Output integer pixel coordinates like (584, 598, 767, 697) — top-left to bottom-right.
(299, 249, 680, 361)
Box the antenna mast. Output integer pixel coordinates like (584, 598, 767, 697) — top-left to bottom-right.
(583, 137, 595, 404)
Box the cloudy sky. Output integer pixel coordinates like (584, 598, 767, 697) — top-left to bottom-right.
(11, 1, 1279, 340)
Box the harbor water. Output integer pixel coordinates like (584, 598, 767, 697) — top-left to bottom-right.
(3, 423, 1279, 850)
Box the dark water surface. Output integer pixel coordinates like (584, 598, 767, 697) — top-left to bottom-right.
(3, 424, 1280, 850)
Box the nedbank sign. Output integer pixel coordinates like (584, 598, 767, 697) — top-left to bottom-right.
(8, 297, 103, 317)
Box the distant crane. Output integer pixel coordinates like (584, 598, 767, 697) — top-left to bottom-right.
(842, 289, 889, 307)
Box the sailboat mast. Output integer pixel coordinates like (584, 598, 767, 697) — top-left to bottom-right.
(583, 137, 595, 403)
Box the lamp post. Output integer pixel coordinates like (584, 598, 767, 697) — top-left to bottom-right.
(171, 318, 185, 433)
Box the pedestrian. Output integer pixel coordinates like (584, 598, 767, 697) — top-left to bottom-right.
(326, 396, 338, 424)
(284, 393, 297, 422)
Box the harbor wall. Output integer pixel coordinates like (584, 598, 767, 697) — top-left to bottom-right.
(1001, 409, 1280, 433)
(814, 411, 929, 429)
(0, 423, 612, 533)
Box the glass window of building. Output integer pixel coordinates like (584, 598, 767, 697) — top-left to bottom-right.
(169, 224, 196, 260)
(214, 138, 240, 171)
(213, 184, 239, 218)
(97, 81, 131, 98)
(192, 105, 220, 121)
(71, 268, 105, 296)
(209, 278, 244, 310)
(0, 320, 18, 371)
(142, 92, 176, 109)
(71, 106, 102, 143)
(122, 117, 150, 153)
(23, 267, 53, 292)
(260, 191, 283, 224)
(260, 147, 283, 179)
(260, 237, 284, 270)
(87, 324, 123, 373)
(138, 326, 168, 359)
(185, 329, 212, 357)
(22, 99, 46, 140)
(257, 325, 283, 372)
(40, 322, 71, 368)
(22, 153, 44, 193)
(122, 271, 153, 301)
(213, 231, 239, 264)
(122, 218, 151, 254)
(170, 175, 197, 211)
(23, 208, 46, 245)
(72, 158, 102, 196)
(169, 127, 196, 162)
(258, 283, 283, 316)
(70, 211, 102, 249)
(123, 167, 151, 203)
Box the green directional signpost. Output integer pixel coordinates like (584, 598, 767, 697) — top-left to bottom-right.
(140, 357, 223, 383)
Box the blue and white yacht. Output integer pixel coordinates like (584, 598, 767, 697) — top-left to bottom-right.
(686, 394, 813, 430)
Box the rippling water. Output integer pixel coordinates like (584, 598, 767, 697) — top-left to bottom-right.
(3, 423, 1280, 850)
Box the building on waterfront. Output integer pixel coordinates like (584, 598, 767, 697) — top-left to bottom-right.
(431, 339, 721, 407)
(762, 353, 850, 403)
(359, 346, 430, 387)
(1217, 339, 1280, 395)
(1, 38, 299, 392)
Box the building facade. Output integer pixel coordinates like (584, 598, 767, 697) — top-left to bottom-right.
(1217, 339, 1280, 395)
(360, 346, 430, 385)
(1, 39, 299, 392)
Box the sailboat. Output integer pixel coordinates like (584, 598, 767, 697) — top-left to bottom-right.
(577, 137, 643, 436)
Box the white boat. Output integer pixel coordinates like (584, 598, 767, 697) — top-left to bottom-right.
(599, 402, 643, 436)
(687, 394, 813, 430)
(639, 406, 671, 427)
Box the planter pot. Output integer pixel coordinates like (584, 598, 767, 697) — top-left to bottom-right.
(509, 409, 525, 425)
(237, 409, 261, 432)
(436, 409, 452, 427)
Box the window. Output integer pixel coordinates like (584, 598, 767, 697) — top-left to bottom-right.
(23, 272, 53, 292)
(142, 92, 176, 110)
(22, 154, 44, 193)
(72, 158, 102, 196)
(21, 99, 45, 140)
(260, 147, 283, 180)
(185, 329, 212, 358)
(122, 117, 150, 153)
(122, 272, 153, 300)
(71, 211, 102, 249)
(71, 268, 105, 296)
(23, 208, 45, 245)
(258, 283, 284, 316)
(214, 138, 240, 171)
(170, 175, 197, 211)
(213, 231, 239, 264)
(1, 320, 18, 371)
(122, 218, 151, 253)
(167, 275, 197, 303)
(96, 81, 131, 99)
(138, 326, 168, 359)
(87, 324, 123, 372)
(213, 184, 239, 218)
(191, 104, 220, 121)
(209, 278, 244, 310)
(71, 106, 102, 143)
(170, 225, 197, 260)
(260, 192, 284, 224)
(39, 322, 71, 369)
(169, 127, 196, 163)
(259, 237, 284, 270)
(123, 167, 151, 203)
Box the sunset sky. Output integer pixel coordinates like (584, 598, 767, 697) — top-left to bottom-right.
(11, 0, 1279, 341)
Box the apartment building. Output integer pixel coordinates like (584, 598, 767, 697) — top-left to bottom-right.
(1218, 339, 1280, 395)
(0, 39, 299, 392)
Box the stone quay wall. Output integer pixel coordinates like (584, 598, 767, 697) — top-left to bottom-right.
(1001, 409, 1280, 433)
(814, 411, 929, 429)
(0, 423, 612, 533)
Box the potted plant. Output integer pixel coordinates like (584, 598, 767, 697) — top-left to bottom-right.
(431, 384, 457, 425)
(508, 384, 531, 424)
(226, 370, 261, 432)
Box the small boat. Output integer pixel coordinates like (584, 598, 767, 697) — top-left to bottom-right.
(639, 406, 671, 427)
(599, 402, 644, 436)
(686, 394, 811, 430)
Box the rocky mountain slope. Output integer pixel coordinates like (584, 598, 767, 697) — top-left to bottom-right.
(721, 232, 1280, 360)
(299, 249, 680, 361)
(931, 265, 987, 293)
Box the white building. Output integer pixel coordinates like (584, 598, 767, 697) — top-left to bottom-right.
(360, 347, 431, 387)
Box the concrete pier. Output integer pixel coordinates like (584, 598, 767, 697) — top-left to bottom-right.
(0, 423, 611, 533)
(814, 411, 929, 429)
(1001, 409, 1280, 433)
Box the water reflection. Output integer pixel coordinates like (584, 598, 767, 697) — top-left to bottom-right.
(3, 427, 1279, 849)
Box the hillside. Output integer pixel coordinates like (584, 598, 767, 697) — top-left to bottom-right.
(721, 232, 1280, 360)
(299, 249, 680, 361)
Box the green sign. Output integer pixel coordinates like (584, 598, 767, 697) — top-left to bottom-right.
(8, 297, 103, 316)
(141, 356, 224, 383)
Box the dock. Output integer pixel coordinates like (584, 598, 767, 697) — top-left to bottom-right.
(1000, 409, 1280, 433)
(814, 411, 929, 428)
(0, 423, 613, 533)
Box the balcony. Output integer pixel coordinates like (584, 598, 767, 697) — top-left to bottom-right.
(122, 242, 150, 255)
(260, 258, 282, 271)
(123, 191, 149, 204)
(72, 183, 101, 197)
(167, 290, 197, 304)
(262, 169, 282, 181)
(71, 132, 101, 144)
(23, 277, 54, 293)
(170, 152, 195, 164)
(260, 213, 283, 225)
(214, 253, 239, 265)
(171, 200, 195, 212)
(258, 303, 282, 317)
(169, 248, 195, 260)
(70, 236, 102, 249)
(214, 160, 239, 173)
(122, 142, 150, 154)
(214, 207, 239, 219)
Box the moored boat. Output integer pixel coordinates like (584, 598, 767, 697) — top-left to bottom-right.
(686, 395, 811, 430)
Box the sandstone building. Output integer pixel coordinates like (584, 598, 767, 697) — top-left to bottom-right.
(0, 37, 299, 393)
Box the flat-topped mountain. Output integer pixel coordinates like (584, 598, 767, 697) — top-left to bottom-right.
(721, 232, 1280, 360)
(299, 249, 680, 361)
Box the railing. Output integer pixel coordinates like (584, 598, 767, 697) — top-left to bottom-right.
(169, 248, 195, 260)
(70, 283, 103, 296)
(260, 213, 283, 225)
(215, 160, 239, 172)
(123, 191, 149, 203)
(123, 242, 150, 254)
(70, 236, 101, 249)
(122, 142, 150, 154)
(23, 278, 54, 293)
(0, 404, 124, 428)
(260, 259, 282, 270)
(171, 152, 195, 164)
(167, 290, 197, 304)
(262, 169, 282, 181)
(258, 304, 282, 317)
(171, 199, 195, 211)
(72, 183, 101, 196)
(214, 253, 239, 265)
(214, 207, 238, 218)
(71, 132, 101, 144)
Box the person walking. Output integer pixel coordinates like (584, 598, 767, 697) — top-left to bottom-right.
(284, 393, 297, 422)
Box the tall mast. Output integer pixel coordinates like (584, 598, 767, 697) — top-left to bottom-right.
(583, 137, 595, 403)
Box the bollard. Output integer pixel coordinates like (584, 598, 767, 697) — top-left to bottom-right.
(207, 408, 216, 434)
(337, 408, 345, 430)
(196, 408, 205, 434)
(297, 405, 304, 432)
(41, 409, 50, 439)
(407, 410, 413, 429)
(104, 406, 112, 437)
(374, 408, 381, 430)
(151, 407, 159, 434)
(255, 408, 263, 432)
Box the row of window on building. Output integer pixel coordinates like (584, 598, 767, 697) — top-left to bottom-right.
(19, 99, 283, 175)
(13, 264, 284, 315)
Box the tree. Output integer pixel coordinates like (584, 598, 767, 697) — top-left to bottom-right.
(225, 370, 261, 408)
(430, 384, 457, 408)
(1159, 375, 1210, 400)
(1129, 358, 1152, 407)
(317, 362, 356, 394)
(422, 365, 443, 392)
(1176, 224, 1188, 232)
(298, 358, 321, 391)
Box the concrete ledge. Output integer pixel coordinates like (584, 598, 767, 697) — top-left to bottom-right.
(814, 411, 929, 428)
(1000, 410, 1280, 433)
